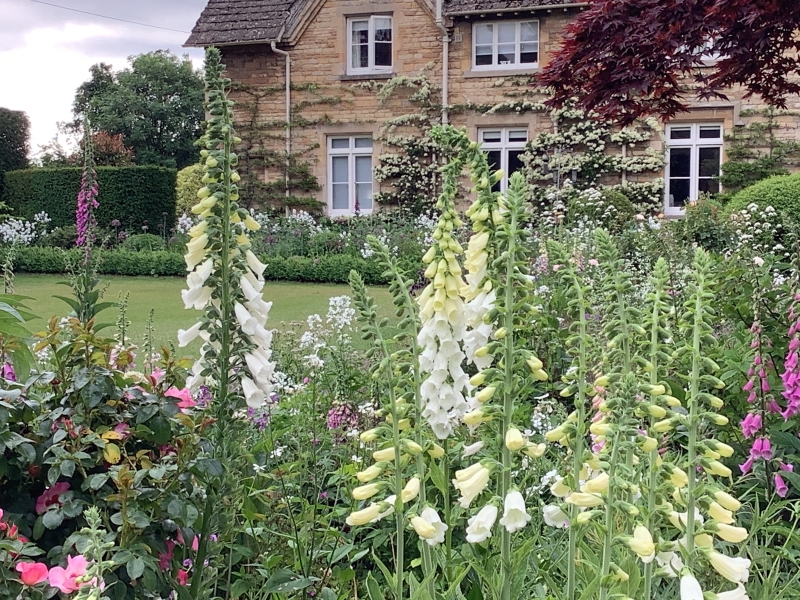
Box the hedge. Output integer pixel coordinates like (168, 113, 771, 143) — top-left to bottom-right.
(7, 248, 388, 285)
(723, 172, 800, 222)
(1, 166, 177, 230)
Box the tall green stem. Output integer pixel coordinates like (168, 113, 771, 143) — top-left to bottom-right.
(643, 295, 661, 600)
(685, 272, 705, 562)
(499, 204, 518, 600)
(598, 437, 621, 600)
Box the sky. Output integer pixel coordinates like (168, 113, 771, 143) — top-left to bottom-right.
(0, 0, 208, 158)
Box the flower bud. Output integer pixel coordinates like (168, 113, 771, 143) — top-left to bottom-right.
(582, 472, 609, 494)
(706, 460, 732, 477)
(713, 490, 741, 512)
(533, 369, 549, 381)
(470, 372, 486, 387)
(356, 464, 384, 483)
(545, 426, 565, 442)
(475, 346, 490, 358)
(714, 523, 748, 543)
(352, 483, 382, 500)
(360, 429, 380, 443)
(427, 443, 445, 459)
(403, 440, 423, 455)
(527, 356, 543, 372)
(373, 447, 397, 462)
(566, 493, 605, 507)
(401, 477, 421, 503)
(410, 515, 437, 539)
(505, 428, 525, 451)
(476, 386, 497, 403)
(640, 437, 658, 452)
(550, 477, 571, 497)
(647, 404, 667, 418)
(595, 375, 610, 388)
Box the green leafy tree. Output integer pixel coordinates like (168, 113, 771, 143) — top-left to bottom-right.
(0, 108, 30, 174)
(73, 51, 204, 169)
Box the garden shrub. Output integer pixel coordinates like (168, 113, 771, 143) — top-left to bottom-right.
(175, 162, 204, 215)
(723, 172, 800, 222)
(566, 187, 636, 231)
(1, 166, 177, 230)
(38, 225, 78, 249)
(672, 196, 732, 252)
(120, 233, 167, 252)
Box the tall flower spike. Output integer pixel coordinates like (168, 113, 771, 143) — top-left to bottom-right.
(75, 119, 99, 251)
(416, 136, 470, 439)
(181, 47, 275, 410)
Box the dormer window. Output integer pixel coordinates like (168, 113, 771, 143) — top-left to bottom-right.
(473, 20, 539, 70)
(348, 16, 393, 75)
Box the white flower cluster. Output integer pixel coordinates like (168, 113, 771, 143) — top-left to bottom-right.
(286, 209, 324, 235)
(175, 213, 196, 235)
(360, 234, 396, 259)
(326, 295, 355, 332)
(300, 313, 327, 369)
(730, 203, 787, 255)
(0, 217, 40, 246)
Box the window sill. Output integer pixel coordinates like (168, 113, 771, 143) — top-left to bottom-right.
(463, 67, 539, 78)
(339, 72, 395, 81)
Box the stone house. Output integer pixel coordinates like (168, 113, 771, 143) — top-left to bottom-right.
(185, 0, 800, 218)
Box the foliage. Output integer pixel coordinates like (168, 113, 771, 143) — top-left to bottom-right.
(724, 173, 800, 223)
(1, 166, 176, 231)
(176, 163, 204, 215)
(566, 187, 637, 232)
(73, 51, 204, 169)
(0, 108, 30, 197)
(720, 108, 800, 195)
(540, 0, 800, 122)
(672, 195, 732, 252)
(120, 234, 166, 253)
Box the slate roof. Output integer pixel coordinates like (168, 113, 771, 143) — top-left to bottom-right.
(185, 0, 586, 47)
(185, 0, 299, 47)
(443, 0, 584, 15)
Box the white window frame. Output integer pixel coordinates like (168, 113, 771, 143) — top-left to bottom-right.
(472, 20, 539, 71)
(347, 15, 393, 75)
(664, 123, 723, 216)
(478, 128, 529, 191)
(328, 136, 374, 217)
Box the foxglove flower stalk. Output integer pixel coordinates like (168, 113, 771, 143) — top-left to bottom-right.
(181, 48, 275, 411)
(416, 150, 470, 438)
(781, 291, 800, 419)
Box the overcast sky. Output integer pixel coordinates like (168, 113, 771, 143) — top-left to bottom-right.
(0, 0, 208, 157)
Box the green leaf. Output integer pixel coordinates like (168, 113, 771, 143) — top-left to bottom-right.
(127, 557, 145, 581)
(196, 458, 224, 477)
(229, 579, 250, 598)
(772, 431, 800, 454)
(366, 573, 387, 600)
(42, 509, 63, 529)
(262, 569, 315, 594)
(0, 301, 24, 321)
(60, 460, 75, 477)
(86, 473, 109, 491)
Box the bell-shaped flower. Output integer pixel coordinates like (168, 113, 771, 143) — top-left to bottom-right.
(178, 322, 204, 347)
(499, 490, 531, 533)
(550, 477, 571, 498)
(453, 462, 491, 508)
(410, 515, 437, 539)
(566, 493, 605, 508)
(466, 504, 498, 543)
(462, 441, 484, 458)
(346, 503, 382, 526)
(235, 302, 258, 335)
(401, 477, 420, 503)
(707, 551, 751, 583)
(418, 507, 447, 546)
(627, 525, 656, 563)
(708, 501, 735, 524)
(714, 523, 749, 543)
(356, 465, 383, 483)
(714, 490, 742, 512)
(505, 428, 525, 451)
(185, 233, 209, 269)
(655, 551, 684, 578)
(245, 250, 267, 277)
(371, 495, 396, 523)
(373, 447, 396, 462)
(181, 284, 212, 311)
(524, 442, 546, 458)
(352, 483, 382, 501)
(241, 376, 265, 408)
(582, 472, 609, 494)
(680, 571, 704, 600)
(542, 504, 569, 528)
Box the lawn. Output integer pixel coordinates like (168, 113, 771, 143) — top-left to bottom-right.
(14, 274, 393, 355)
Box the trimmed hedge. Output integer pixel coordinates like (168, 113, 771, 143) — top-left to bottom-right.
(7, 248, 387, 285)
(723, 173, 800, 222)
(1, 166, 177, 230)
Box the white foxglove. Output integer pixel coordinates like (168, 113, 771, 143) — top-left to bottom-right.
(716, 584, 750, 600)
(499, 490, 530, 533)
(680, 572, 703, 600)
(177, 322, 203, 347)
(707, 551, 751, 584)
(418, 507, 447, 546)
(466, 505, 497, 543)
(542, 504, 569, 529)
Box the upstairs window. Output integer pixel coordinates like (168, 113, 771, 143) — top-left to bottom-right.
(348, 16, 393, 75)
(665, 123, 722, 214)
(473, 21, 539, 70)
(328, 136, 374, 216)
(479, 128, 529, 192)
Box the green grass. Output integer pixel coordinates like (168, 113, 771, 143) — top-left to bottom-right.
(13, 274, 393, 355)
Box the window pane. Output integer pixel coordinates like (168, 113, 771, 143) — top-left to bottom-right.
(332, 183, 349, 210)
(486, 149, 501, 171)
(351, 20, 368, 43)
(331, 139, 349, 149)
(497, 44, 515, 64)
(475, 24, 493, 45)
(355, 156, 372, 182)
(520, 21, 538, 42)
(698, 147, 721, 178)
(374, 17, 392, 39)
(669, 128, 691, 140)
(375, 41, 392, 66)
(508, 149, 525, 178)
(520, 45, 538, 64)
(508, 130, 528, 143)
(353, 43, 368, 68)
(475, 46, 493, 65)
(356, 183, 373, 210)
(669, 147, 691, 177)
(698, 178, 720, 195)
(481, 131, 502, 143)
(668, 179, 690, 207)
(354, 137, 373, 148)
(497, 23, 516, 44)
(699, 126, 722, 139)
(332, 156, 349, 183)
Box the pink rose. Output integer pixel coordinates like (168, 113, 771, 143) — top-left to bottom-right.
(15, 562, 49, 586)
(48, 555, 89, 594)
(35, 482, 70, 515)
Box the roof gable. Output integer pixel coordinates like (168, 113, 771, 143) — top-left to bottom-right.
(443, 0, 584, 16)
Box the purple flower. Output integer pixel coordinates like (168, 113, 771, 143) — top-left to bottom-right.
(739, 456, 754, 475)
(740, 413, 762, 438)
(750, 437, 774, 461)
(774, 473, 789, 498)
(2, 361, 16, 382)
(110, 219, 121, 227)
